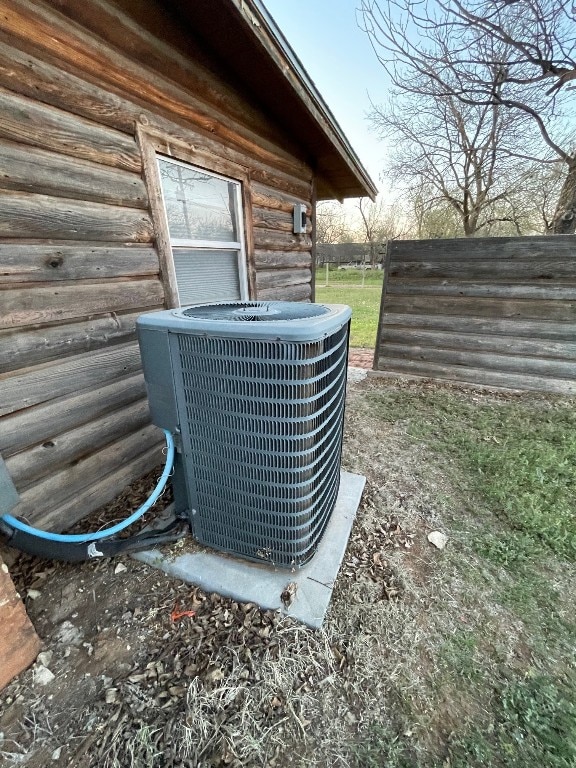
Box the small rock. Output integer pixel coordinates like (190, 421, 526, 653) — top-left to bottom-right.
(37, 651, 53, 668)
(27, 589, 41, 600)
(427, 531, 448, 550)
(51, 746, 62, 761)
(114, 563, 128, 575)
(55, 621, 84, 647)
(105, 688, 118, 704)
(34, 666, 55, 686)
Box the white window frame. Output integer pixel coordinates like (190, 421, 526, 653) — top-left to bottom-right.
(156, 154, 249, 306)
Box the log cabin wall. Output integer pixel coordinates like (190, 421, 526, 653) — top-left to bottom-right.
(0, 0, 314, 531)
(375, 236, 576, 394)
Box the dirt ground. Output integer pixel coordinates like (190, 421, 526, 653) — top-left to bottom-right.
(2, 373, 559, 767)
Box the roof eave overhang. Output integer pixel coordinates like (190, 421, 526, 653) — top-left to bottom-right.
(229, 0, 378, 201)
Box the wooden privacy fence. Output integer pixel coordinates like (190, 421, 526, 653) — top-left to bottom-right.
(317, 243, 374, 265)
(374, 236, 576, 394)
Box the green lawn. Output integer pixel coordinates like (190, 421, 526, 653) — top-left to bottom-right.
(315, 267, 383, 348)
(361, 383, 576, 767)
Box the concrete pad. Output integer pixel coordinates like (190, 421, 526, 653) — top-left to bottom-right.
(347, 366, 368, 384)
(133, 471, 365, 629)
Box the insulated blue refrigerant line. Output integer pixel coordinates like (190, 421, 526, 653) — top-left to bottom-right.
(1, 430, 175, 543)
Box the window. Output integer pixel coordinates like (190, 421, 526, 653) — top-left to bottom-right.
(157, 155, 248, 306)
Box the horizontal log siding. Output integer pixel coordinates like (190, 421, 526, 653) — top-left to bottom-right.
(375, 237, 576, 393)
(0, 0, 313, 531)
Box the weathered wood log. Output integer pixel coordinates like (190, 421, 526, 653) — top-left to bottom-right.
(253, 229, 312, 252)
(0, 38, 313, 200)
(146, 127, 311, 200)
(389, 236, 576, 261)
(388, 260, 576, 280)
(0, 0, 320, 539)
(0, 373, 147, 456)
(248, 164, 311, 201)
(0, 39, 131, 133)
(378, 312, 576, 341)
(0, 312, 141, 373)
(378, 341, 576, 379)
(386, 280, 576, 301)
(258, 283, 311, 302)
(0, 140, 148, 207)
(12, 423, 162, 525)
(0, 191, 154, 242)
(0, 342, 143, 418)
(6, 398, 151, 489)
(255, 269, 311, 291)
(0, 0, 311, 182)
(379, 327, 576, 361)
(0, 557, 41, 692)
(29, 442, 163, 531)
(254, 250, 312, 269)
(251, 182, 310, 214)
(374, 356, 576, 395)
(0, 244, 158, 283)
(0, 86, 141, 172)
(47, 0, 304, 166)
(384, 294, 576, 322)
(1, 280, 164, 329)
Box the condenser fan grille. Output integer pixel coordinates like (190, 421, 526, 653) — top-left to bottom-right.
(182, 301, 330, 322)
(174, 324, 348, 567)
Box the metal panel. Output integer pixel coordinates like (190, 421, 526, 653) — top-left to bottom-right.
(173, 249, 241, 305)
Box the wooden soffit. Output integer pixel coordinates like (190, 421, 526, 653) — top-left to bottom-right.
(167, 0, 378, 201)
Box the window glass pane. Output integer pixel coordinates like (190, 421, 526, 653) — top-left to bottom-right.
(173, 248, 241, 305)
(158, 159, 238, 242)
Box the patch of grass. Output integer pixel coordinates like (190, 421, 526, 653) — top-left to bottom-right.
(498, 572, 574, 646)
(316, 266, 384, 286)
(437, 628, 484, 683)
(448, 674, 576, 768)
(349, 721, 415, 768)
(316, 268, 383, 347)
(361, 381, 576, 766)
(474, 530, 544, 567)
(367, 388, 576, 561)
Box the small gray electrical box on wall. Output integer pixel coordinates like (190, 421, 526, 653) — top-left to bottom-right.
(293, 203, 307, 234)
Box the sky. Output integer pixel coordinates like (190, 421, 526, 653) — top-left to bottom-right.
(262, 0, 391, 195)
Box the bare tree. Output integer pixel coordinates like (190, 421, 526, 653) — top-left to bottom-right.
(371, 69, 547, 235)
(354, 198, 411, 263)
(409, 182, 468, 238)
(315, 201, 354, 244)
(359, 0, 576, 233)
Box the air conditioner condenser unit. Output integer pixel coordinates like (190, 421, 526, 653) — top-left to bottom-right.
(137, 301, 351, 568)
